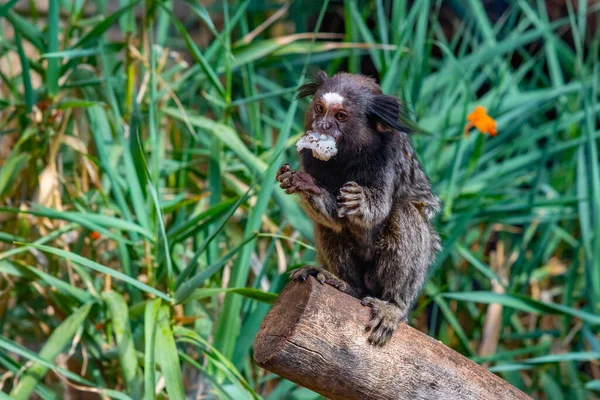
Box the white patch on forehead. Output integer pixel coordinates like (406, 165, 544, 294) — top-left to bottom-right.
(322, 92, 344, 106)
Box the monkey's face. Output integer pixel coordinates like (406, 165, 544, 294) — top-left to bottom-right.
(311, 93, 347, 141)
(297, 71, 404, 160)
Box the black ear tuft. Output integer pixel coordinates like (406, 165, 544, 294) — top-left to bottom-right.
(367, 95, 404, 131)
(296, 70, 328, 99)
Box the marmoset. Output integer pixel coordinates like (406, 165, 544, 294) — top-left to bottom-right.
(276, 70, 441, 346)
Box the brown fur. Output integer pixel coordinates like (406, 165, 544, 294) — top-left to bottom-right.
(277, 71, 441, 346)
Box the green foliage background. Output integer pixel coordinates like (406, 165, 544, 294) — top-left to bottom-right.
(0, 0, 599, 399)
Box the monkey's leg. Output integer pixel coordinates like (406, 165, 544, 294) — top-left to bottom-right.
(291, 226, 365, 296)
(362, 259, 430, 347)
(360, 297, 405, 347)
(362, 204, 431, 346)
(305, 226, 365, 298)
(290, 266, 352, 294)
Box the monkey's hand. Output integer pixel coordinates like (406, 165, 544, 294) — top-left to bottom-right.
(361, 297, 405, 346)
(277, 164, 321, 195)
(291, 266, 352, 294)
(337, 181, 365, 218)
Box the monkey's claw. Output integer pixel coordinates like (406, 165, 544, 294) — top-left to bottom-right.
(276, 164, 291, 181)
(276, 165, 321, 195)
(290, 267, 349, 293)
(361, 297, 402, 347)
(337, 181, 365, 218)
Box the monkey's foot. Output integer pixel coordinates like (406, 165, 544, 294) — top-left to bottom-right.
(290, 267, 350, 294)
(277, 164, 321, 195)
(337, 181, 365, 218)
(361, 297, 403, 347)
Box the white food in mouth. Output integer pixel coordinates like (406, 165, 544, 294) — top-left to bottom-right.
(296, 131, 338, 161)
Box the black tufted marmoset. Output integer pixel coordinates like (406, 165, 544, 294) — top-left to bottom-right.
(276, 70, 441, 346)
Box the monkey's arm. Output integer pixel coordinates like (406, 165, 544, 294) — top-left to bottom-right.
(277, 164, 342, 231)
(300, 189, 342, 231)
(397, 141, 441, 221)
(337, 180, 393, 228)
(402, 175, 441, 221)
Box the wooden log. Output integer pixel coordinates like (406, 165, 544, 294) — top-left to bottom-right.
(254, 276, 531, 400)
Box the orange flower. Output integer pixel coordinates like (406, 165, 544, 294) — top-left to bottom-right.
(464, 106, 497, 136)
(90, 231, 100, 240)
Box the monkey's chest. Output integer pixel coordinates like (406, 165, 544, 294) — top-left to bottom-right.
(302, 154, 381, 193)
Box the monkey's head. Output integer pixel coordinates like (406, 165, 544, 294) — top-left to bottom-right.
(296, 70, 403, 160)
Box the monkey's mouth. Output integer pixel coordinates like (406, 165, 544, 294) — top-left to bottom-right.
(296, 131, 338, 161)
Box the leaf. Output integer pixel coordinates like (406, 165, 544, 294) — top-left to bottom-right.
(86, 105, 145, 235)
(0, 392, 14, 400)
(103, 292, 141, 397)
(9, 205, 154, 241)
(231, 287, 277, 304)
(147, 178, 174, 290)
(212, 0, 331, 361)
(488, 353, 600, 375)
(24, 243, 172, 302)
(178, 352, 235, 400)
(174, 326, 261, 400)
(57, 99, 104, 109)
(425, 282, 475, 356)
(167, 197, 238, 243)
(46, 0, 60, 96)
(0, 223, 78, 261)
(98, 81, 151, 233)
(143, 299, 161, 400)
(174, 234, 257, 304)
(184, 0, 219, 37)
(0, 152, 29, 198)
(0, 260, 92, 303)
(162, 5, 226, 98)
(72, 1, 142, 48)
(184, 287, 278, 304)
(155, 306, 186, 399)
(0, 0, 19, 17)
(347, 0, 382, 71)
(9, 303, 93, 400)
(0, 335, 131, 400)
(164, 108, 266, 171)
(455, 243, 503, 285)
(164, 107, 312, 238)
(42, 47, 104, 59)
(488, 364, 535, 373)
(586, 380, 600, 391)
(443, 292, 600, 325)
(14, 29, 34, 112)
(175, 189, 253, 287)
(6, 11, 45, 51)
(524, 352, 600, 364)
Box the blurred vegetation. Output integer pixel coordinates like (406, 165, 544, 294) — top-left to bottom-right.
(0, 0, 599, 399)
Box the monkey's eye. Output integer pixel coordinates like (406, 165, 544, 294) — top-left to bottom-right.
(335, 112, 348, 121)
(315, 103, 324, 113)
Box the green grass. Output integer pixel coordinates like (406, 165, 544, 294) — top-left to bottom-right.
(0, 1, 599, 399)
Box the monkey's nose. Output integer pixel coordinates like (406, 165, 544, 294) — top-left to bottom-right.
(318, 120, 332, 131)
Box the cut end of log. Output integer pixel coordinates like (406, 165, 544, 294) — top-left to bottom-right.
(254, 279, 314, 367)
(254, 276, 532, 400)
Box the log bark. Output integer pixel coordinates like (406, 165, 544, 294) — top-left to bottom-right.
(254, 277, 531, 400)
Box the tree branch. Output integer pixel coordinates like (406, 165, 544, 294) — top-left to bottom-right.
(254, 276, 531, 400)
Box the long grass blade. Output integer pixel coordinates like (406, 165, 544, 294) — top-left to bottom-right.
(9, 303, 93, 400)
(24, 243, 172, 302)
